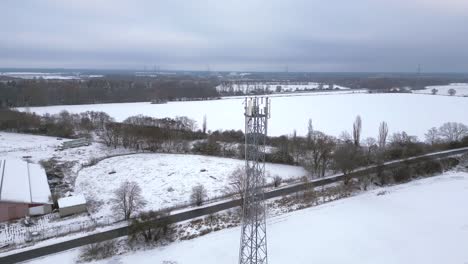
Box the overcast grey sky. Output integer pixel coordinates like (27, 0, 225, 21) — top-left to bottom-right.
(1, 0, 468, 72)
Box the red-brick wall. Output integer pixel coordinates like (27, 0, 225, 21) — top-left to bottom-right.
(0, 202, 29, 222)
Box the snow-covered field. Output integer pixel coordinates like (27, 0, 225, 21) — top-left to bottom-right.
(0, 132, 130, 165)
(414, 83, 468, 96)
(216, 82, 349, 93)
(19, 93, 468, 139)
(75, 153, 307, 218)
(0, 132, 64, 163)
(0, 72, 103, 80)
(27, 171, 468, 264)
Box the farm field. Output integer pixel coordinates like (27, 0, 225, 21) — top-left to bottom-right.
(215, 82, 350, 93)
(75, 153, 307, 218)
(26, 171, 468, 264)
(19, 93, 468, 139)
(414, 83, 468, 96)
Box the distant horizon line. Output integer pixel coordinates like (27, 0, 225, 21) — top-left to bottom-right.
(1, 67, 467, 75)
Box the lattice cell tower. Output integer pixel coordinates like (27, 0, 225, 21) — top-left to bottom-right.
(238, 97, 271, 264)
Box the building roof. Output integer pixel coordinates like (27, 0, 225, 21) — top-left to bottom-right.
(58, 195, 86, 208)
(0, 159, 52, 204)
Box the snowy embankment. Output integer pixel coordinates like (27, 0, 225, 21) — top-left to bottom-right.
(30, 171, 468, 264)
(414, 83, 468, 96)
(75, 153, 307, 218)
(19, 93, 468, 139)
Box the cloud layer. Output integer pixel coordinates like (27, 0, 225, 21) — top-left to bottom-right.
(1, 0, 467, 71)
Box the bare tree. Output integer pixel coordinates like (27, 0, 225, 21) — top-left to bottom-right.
(175, 116, 197, 131)
(389, 131, 417, 144)
(226, 166, 246, 202)
(431, 88, 438, 95)
(333, 143, 364, 185)
(302, 131, 336, 178)
(339, 131, 352, 143)
(448, 88, 456, 96)
(364, 137, 378, 164)
(306, 118, 314, 146)
(438, 122, 468, 142)
(202, 115, 207, 134)
(307, 118, 313, 141)
(378, 121, 389, 149)
(111, 180, 147, 220)
(353, 115, 362, 147)
(190, 184, 208, 206)
(290, 129, 301, 162)
(424, 127, 440, 145)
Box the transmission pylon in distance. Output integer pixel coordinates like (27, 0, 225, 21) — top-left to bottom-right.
(239, 97, 271, 264)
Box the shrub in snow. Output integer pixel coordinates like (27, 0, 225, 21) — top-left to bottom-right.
(392, 166, 412, 183)
(190, 184, 208, 206)
(86, 194, 104, 214)
(79, 241, 116, 262)
(129, 210, 172, 244)
(192, 137, 221, 156)
(358, 173, 373, 191)
(273, 175, 282, 188)
(460, 153, 468, 167)
(85, 157, 100, 167)
(301, 176, 316, 203)
(413, 159, 442, 176)
(376, 190, 388, 196)
(439, 157, 459, 172)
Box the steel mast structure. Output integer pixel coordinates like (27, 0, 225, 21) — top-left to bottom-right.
(239, 97, 270, 264)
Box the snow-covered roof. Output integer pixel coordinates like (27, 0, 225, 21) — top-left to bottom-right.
(0, 159, 52, 204)
(58, 195, 86, 208)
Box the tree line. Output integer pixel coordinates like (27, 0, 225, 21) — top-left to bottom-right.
(0, 76, 219, 107)
(1, 108, 467, 173)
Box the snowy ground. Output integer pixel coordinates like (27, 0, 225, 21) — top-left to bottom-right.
(18, 93, 468, 139)
(0, 132, 130, 165)
(75, 153, 307, 218)
(0, 132, 64, 163)
(414, 83, 468, 97)
(0, 132, 133, 245)
(0, 72, 102, 80)
(216, 82, 349, 93)
(0, 132, 306, 246)
(28, 171, 468, 264)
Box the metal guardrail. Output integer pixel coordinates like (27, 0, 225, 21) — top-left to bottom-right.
(1, 146, 467, 264)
